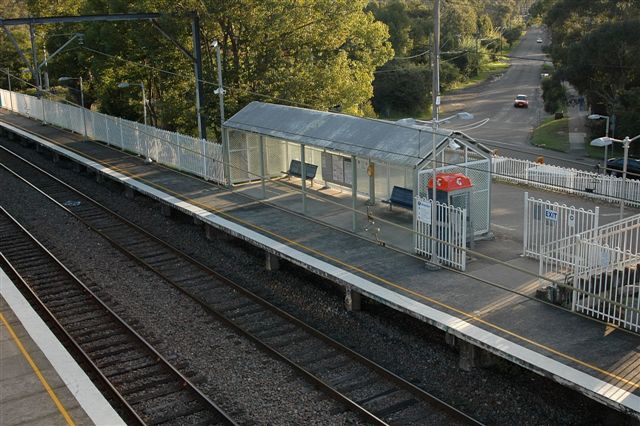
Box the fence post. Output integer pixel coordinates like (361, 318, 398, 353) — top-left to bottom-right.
(119, 118, 124, 150)
(41, 97, 47, 124)
(104, 114, 110, 146)
(175, 133, 182, 172)
(201, 138, 207, 180)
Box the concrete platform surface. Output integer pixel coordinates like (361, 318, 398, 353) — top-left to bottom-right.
(1, 268, 124, 425)
(1, 109, 638, 417)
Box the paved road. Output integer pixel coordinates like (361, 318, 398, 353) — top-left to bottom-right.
(442, 27, 598, 170)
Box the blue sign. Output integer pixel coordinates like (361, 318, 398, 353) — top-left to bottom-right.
(544, 209, 558, 222)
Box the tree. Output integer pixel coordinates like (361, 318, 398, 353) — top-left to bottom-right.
(372, 61, 430, 117)
(542, 1, 640, 141)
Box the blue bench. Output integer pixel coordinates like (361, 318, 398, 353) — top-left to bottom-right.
(285, 159, 318, 186)
(386, 186, 413, 211)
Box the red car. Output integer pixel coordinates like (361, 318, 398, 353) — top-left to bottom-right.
(514, 94, 528, 108)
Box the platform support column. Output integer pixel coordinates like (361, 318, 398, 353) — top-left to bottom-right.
(124, 186, 135, 200)
(301, 144, 307, 214)
(265, 252, 280, 271)
(344, 286, 361, 312)
(458, 340, 477, 371)
(96, 172, 105, 184)
(160, 204, 172, 217)
(52, 153, 60, 164)
(259, 135, 266, 199)
(351, 155, 357, 232)
(454, 338, 496, 371)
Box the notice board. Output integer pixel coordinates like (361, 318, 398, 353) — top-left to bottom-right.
(321, 152, 353, 188)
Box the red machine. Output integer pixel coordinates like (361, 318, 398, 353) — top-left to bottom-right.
(427, 172, 473, 209)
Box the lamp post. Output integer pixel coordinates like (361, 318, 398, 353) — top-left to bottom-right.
(588, 114, 610, 174)
(117, 81, 147, 126)
(594, 135, 639, 219)
(59, 76, 87, 140)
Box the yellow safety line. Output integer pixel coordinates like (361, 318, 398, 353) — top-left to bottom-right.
(4, 117, 639, 391)
(0, 311, 76, 426)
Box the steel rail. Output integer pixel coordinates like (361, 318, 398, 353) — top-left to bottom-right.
(0, 206, 237, 426)
(0, 141, 483, 425)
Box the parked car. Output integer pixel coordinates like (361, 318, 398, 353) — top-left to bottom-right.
(536, 38, 543, 43)
(605, 157, 640, 179)
(514, 94, 528, 108)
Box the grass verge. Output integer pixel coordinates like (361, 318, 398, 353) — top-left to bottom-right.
(450, 61, 510, 91)
(531, 116, 570, 152)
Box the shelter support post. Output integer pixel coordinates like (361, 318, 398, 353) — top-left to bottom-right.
(368, 160, 375, 205)
(412, 168, 418, 251)
(222, 127, 231, 187)
(352, 155, 357, 232)
(259, 135, 266, 199)
(301, 144, 307, 213)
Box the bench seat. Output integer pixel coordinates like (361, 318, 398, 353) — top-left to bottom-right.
(384, 186, 413, 210)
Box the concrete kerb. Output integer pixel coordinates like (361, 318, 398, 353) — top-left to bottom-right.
(1, 120, 639, 418)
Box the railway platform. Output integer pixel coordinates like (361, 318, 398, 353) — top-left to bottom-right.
(0, 109, 638, 418)
(1, 268, 123, 425)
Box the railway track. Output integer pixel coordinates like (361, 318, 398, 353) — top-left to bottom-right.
(0, 144, 483, 425)
(0, 207, 236, 425)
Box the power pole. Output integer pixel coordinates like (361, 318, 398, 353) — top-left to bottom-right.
(29, 24, 41, 92)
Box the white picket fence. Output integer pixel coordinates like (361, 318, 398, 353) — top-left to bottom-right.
(493, 156, 640, 208)
(523, 192, 599, 259)
(0, 89, 225, 183)
(415, 197, 468, 271)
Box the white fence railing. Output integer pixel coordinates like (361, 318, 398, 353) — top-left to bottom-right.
(523, 192, 599, 259)
(0, 89, 225, 184)
(573, 240, 640, 332)
(539, 212, 640, 332)
(493, 156, 640, 208)
(415, 197, 468, 271)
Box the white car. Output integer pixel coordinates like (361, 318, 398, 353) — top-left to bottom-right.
(536, 38, 543, 43)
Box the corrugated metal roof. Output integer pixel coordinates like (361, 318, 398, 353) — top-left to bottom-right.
(223, 101, 452, 167)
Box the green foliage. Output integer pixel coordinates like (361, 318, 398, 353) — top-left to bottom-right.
(542, 0, 640, 143)
(6, 0, 532, 133)
(541, 75, 566, 114)
(372, 61, 430, 118)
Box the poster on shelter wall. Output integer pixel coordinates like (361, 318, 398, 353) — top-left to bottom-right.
(321, 152, 333, 181)
(332, 156, 344, 182)
(344, 158, 352, 186)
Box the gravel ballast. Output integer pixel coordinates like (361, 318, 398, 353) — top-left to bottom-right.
(0, 137, 632, 425)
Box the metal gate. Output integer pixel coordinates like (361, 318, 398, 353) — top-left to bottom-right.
(416, 197, 468, 270)
(523, 192, 599, 259)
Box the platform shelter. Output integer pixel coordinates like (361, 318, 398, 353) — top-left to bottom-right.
(222, 102, 493, 254)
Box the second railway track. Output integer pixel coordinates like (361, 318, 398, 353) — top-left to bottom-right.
(0, 207, 236, 425)
(0, 144, 482, 425)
